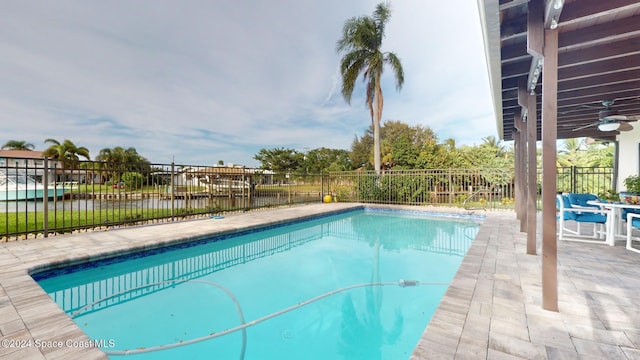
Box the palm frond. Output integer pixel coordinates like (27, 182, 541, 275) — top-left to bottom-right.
(373, 2, 391, 40)
(340, 50, 370, 104)
(366, 81, 374, 125)
(384, 52, 404, 90)
(337, 16, 379, 52)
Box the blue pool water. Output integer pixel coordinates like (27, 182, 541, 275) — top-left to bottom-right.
(34, 209, 482, 359)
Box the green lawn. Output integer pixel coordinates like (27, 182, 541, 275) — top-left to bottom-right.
(0, 207, 188, 236)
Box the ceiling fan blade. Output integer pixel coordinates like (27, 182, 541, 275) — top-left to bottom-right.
(604, 114, 640, 122)
(619, 122, 634, 131)
(604, 115, 628, 121)
(572, 122, 598, 131)
(560, 104, 597, 115)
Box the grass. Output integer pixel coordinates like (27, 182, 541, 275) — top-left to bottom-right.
(0, 207, 209, 237)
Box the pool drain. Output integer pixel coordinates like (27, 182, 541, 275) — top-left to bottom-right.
(281, 329, 295, 340)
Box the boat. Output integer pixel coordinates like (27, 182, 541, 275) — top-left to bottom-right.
(0, 170, 68, 201)
(210, 178, 251, 192)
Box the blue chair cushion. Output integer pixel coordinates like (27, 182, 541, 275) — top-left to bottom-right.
(567, 193, 599, 208)
(622, 208, 640, 219)
(574, 212, 606, 223)
(632, 217, 640, 229)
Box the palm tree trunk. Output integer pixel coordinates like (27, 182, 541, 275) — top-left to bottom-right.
(373, 116, 381, 175)
(373, 79, 384, 175)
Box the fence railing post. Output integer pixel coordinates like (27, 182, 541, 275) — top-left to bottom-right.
(43, 157, 49, 238)
(448, 169, 453, 205)
(170, 162, 175, 221)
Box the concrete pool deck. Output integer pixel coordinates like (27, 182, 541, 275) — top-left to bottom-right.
(0, 203, 639, 359)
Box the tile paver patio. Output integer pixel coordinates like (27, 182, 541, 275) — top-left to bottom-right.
(1, 203, 639, 359)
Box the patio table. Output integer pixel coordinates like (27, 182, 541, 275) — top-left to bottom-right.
(587, 200, 640, 245)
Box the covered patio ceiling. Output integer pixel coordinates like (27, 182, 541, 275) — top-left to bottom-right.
(479, 0, 640, 142)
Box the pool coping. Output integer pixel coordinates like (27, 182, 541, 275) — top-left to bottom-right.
(2, 202, 483, 359)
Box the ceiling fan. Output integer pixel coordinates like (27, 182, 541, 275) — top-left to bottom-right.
(572, 100, 639, 132)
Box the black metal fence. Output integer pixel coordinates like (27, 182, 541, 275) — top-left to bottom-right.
(1, 158, 324, 241)
(555, 166, 614, 195)
(326, 168, 516, 209)
(0, 157, 614, 241)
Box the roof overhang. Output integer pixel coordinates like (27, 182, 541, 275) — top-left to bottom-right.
(477, 0, 640, 142)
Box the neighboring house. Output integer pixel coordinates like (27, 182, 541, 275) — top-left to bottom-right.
(0, 150, 50, 183)
(0, 150, 46, 169)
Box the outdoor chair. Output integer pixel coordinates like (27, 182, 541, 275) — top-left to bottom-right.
(567, 193, 600, 209)
(626, 212, 640, 253)
(557, 194, 608, 244)
(566, 193, 601, 234)
(620, 192, 640, 224)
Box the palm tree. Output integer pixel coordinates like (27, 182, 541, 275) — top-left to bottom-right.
(1, 140, 35, 150)
(42, 139, 90, 168)
(557, 138, 585, 167)
(583, 142, 613, 168)
(96, 146, 149, 182)
(96, 146, 141, 163)
(337, 2, 404, 175)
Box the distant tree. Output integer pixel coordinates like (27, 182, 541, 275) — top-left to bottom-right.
(415, 141, 450, 169)
(350, 132, 374, 170)
(95, 146, 150, 182)
(337, 2, 404, 175)
(253, 148, 304, 173)
(1, 140, 35, 150)
(442, 138, 456, 151)
(380, 121, 438, 169)
(302, 148, 352, 173)
(352, 121, 441, 169)
(96, 146, 148, 164)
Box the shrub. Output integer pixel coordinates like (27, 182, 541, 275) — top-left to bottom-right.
(121, 172, 145, 190)
(624, 175, 640, 194)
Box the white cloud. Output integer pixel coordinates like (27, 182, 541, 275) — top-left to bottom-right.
(0, 0, 496, 167)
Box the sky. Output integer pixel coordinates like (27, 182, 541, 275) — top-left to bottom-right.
(0, 0, 496, 167)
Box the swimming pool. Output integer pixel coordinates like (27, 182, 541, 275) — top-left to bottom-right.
(34, 208, 482, 359)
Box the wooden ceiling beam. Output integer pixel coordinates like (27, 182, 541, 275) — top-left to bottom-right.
(557, 68, 640, 91)
(501, 59, 531, 79)
(556, 89, 640, 108)
(501, 42, 529, 63)
(558, 37, 640, 67)
(557, 80, 640, 102)
(559, 14, 640, 48)
(560, 0, 640, 23)
(557, 53, 640, 80)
